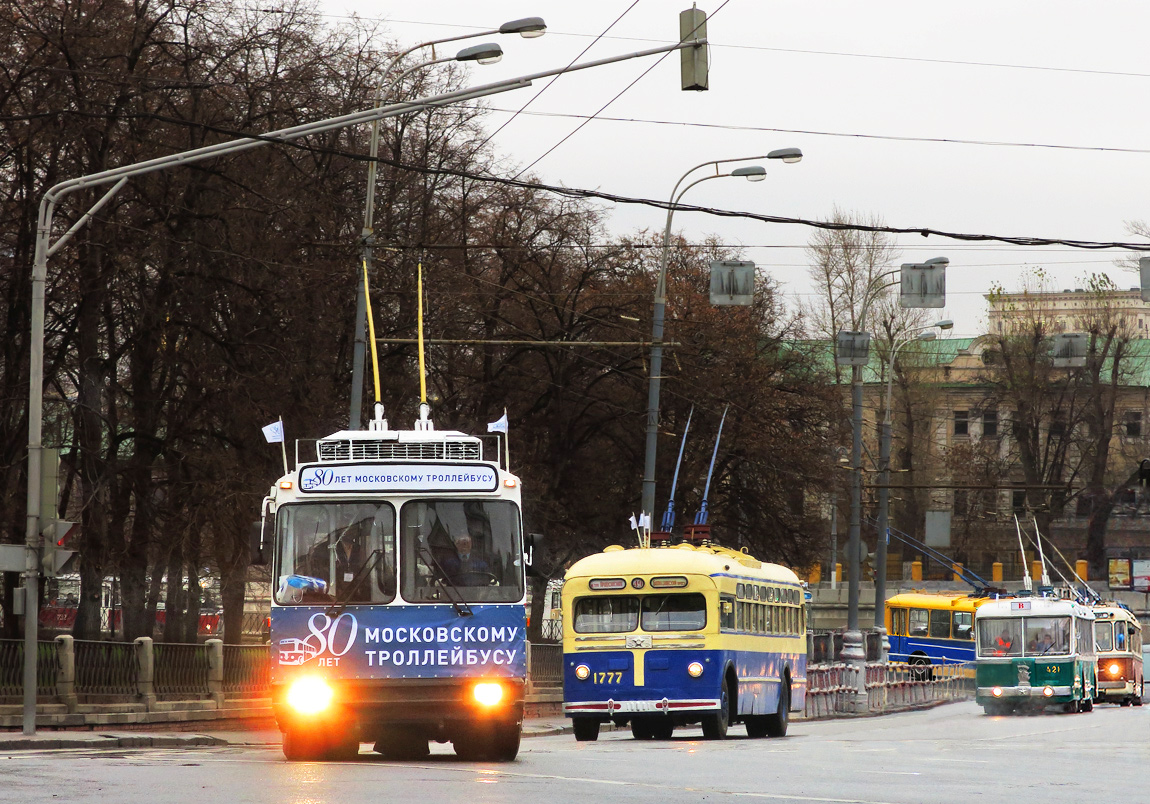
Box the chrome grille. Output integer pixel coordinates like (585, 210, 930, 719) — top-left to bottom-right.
(316, 439, 482, 462)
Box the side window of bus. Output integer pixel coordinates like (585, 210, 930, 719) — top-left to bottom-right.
(953, 611, 973, 641)
(892, 608, 907, 637)
(720, 595, 735, 631)
(909, 609, 928, 637)
(929, 610, 951, 639)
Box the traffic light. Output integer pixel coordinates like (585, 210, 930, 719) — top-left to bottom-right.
(679, 7, 708, 91)
(40, 521, 77, 577)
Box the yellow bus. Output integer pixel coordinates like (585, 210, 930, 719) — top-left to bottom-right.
(562, 543, 806, 741)
(1092, 603, 1143, 706)
(885, 592, 1003, 674)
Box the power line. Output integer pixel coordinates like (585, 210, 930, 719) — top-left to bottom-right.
(265, 8, 1150, 81)
(476, 107, 1150, 157)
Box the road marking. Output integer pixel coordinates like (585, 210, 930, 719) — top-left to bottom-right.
(404, 763, 911, 804)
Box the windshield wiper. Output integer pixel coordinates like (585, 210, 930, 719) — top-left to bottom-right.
(325, 548, 385, 617)
(417, 540, 473, 618)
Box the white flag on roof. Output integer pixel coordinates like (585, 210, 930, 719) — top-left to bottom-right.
(487, 411, 509, 433)
(261, 420, 284, 444)
(638, 513, 651, 530)
(628, 513, 638, 530)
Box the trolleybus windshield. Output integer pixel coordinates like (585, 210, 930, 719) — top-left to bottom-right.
(274, 502, 396, 605)
(400, 499, 524, 603)
(573, 593, 707, 634)
(1095, 621, 1114, 652)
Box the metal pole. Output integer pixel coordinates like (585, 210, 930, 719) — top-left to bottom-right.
(829, 490, 838, 590)
(22, 38, 701, 736)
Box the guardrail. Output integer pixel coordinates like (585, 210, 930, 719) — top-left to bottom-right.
(0, 639, 58, 697)
(805, 661, 973, 718)
(527, 642, 563, 693)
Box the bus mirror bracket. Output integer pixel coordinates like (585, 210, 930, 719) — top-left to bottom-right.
(525, 532, 544, 568)
(249, 521, 267, 566)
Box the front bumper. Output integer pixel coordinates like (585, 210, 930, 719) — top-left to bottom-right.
(565, 697, 720, 717)
(273, 677, 525, 731)
(977, 685, 1072, 702)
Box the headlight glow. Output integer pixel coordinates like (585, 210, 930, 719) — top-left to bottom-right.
(1109, 663, 1121, 676)
(1043, 686, 1054, 697)
(575, 664, 591, 681)
(474, 682, 504, 706)
(687, 661, 704, 678)
(286, 676, 333, 715)
(991, 687, 1003, 697)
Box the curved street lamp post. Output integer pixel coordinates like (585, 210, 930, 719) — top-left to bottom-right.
(640, 149, 802, 524)
(351, 19, 547, 428)
(873, 319, 952, 659)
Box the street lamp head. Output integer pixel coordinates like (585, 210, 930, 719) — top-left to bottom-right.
(731, 165, 767, 182)
(924, 256, 949, 267)
(932, 319, 954, 330)
(916, 332, 937, 342)
(500, 17, 547, 37)
(456, 43, 503, 65)
(766, 147, 803, 164)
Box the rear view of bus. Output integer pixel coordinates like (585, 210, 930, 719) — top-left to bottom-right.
(562, 544, 806, 741)
(1092, 604, 1143, 706)
(255, 412, 532, 761)
(974, 596, 1097, 715)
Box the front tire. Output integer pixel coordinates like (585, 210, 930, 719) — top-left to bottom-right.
(701, 677, 731, 740)
(631, 718, 655, 740)
(1134, 679, 1143, 706)
(572, 718, 600, 742)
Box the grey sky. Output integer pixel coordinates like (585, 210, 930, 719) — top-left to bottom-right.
(314, 0, 1150, 336)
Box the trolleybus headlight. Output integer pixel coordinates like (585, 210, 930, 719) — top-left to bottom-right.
(1109, 663, 1121, 676)
(991, 687, 1003, 698)
(474, 682, 504, 707)
(575, 664, 591, 681)
(1042, 686, 1054, 697)
(687, 661, 704, 678)
(286, 676, 334, 715)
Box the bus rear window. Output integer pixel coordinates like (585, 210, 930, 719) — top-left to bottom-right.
(574, 596, 639, 633)
(641, 593, 706, 632)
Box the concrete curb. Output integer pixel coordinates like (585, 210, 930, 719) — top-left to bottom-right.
(0, 733, 228, 752)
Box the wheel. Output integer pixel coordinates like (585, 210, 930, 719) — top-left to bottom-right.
(701, 677, 731, 740)
(910, 657, 933, 681)
(765, 683, 790, 738)
(1133, 680, 1143, 706)
(1081, 697, 1093, 712)
(488, 721, 521, 761)
(373, 728, 430, 760)
(650, 718, 675, 740)
(630, 718, 655, 740)
(454, 720, 521, 761)
(1120, 698, 1131, 707)
(282, 728, 327, 762)
(327, 732, 361, 761)
(744, 716, 769, 738)
(572, 718, 600, 742)
(1064, 700, 1080, 714)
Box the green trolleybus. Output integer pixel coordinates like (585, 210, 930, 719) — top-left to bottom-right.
(974, 596, 1096, 715)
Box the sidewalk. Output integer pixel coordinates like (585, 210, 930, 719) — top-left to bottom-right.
(0, 717, 579, 752)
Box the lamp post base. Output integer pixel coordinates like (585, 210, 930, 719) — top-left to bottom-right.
(841, 628, 869, 713)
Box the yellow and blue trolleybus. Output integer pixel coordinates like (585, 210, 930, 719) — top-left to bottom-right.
(562, 543, 806, 740)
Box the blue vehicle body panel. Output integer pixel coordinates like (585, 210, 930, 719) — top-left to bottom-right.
(270, 604, 526, 683)
(889, 634, 974, 665)
(564, 647, 805, 717)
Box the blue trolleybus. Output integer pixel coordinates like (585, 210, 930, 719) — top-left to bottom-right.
(254, 408, 535, 761)
(562, 543, 807, 740)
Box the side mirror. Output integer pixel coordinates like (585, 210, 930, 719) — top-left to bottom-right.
(524, 532, 544, 566)
(250, 520, 269, 566)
